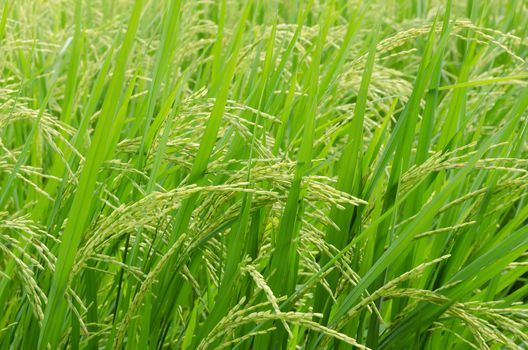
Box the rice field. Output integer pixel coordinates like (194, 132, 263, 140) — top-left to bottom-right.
(1, 0, 528, 349)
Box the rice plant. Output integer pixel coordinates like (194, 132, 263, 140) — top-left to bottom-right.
(1, 0, 527, 349)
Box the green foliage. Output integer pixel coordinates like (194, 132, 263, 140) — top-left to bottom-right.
(0, 0, 527, 349)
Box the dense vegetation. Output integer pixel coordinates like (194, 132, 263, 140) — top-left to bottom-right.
(1, 0, 527, 349)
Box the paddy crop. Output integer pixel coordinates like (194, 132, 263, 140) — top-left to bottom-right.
(0, 0, 527, 349)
